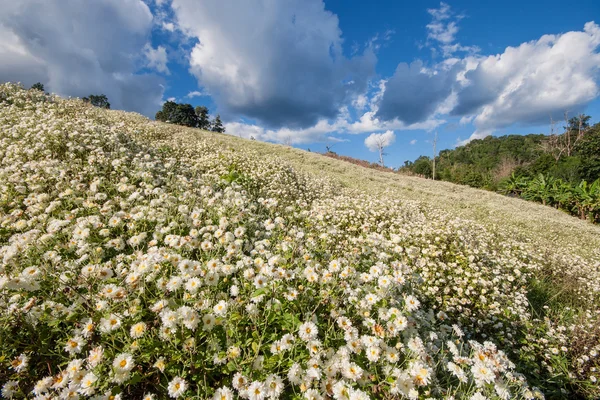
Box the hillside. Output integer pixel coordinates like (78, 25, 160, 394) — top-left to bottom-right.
(1, 84, 599, 399)
(400, 124, 600, 188)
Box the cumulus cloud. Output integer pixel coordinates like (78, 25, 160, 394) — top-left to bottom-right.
(171, 0, 376, 128)
(454, 21, 600, 142)
(375, 60, 462, 124)
(365, 130, 396, 152)
(144, 44, 169, 74)
(0, 0, 164, 117)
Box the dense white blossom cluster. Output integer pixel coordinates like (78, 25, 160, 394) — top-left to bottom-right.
(0, 83, 598, 399)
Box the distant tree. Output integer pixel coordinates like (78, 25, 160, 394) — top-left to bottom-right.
(31, 82, 45, 92)
(211, 115, 225, 133)
(576, 122, 600, 182)
(194, 106, 211, 130)
(156, 101, 198, 127)
(364, 131, 395, 166)
(173, 103, 198, 127)
(156, 101, 178, 122)
(83, 94, 110, 109)
(412, 156, 432, 178)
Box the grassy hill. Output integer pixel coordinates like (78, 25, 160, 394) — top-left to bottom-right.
(1, 83, 599, 399)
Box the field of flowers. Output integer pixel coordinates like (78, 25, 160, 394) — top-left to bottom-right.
(0, 83, 599, 399)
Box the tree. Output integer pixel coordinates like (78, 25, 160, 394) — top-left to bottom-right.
(83, 94, 110, 109)
(156, 101, 178, 122)
(31, 82, 45, 92)
(211, 115, 225, 133)
(172, 103, 198, 127)
(155, 101, 198, 127)
(194, 106, 211, 130)
(576, 122, 600, 182)
(364, 131, 395, 166)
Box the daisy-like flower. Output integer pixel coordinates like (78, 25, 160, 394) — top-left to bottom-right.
(154, 357, 166, 372)
(471, 362, 495, 386)
(64, 336, 86, 354)
(411, 362, 432, 386)
(99, 314, 122, 333)
(78, 372, 97, 396)
(213, 300, 228, 316)
(112, 353, 135, 373)
(1, 381, 18, 399)
(130, 322, 147, 338)
(404, 295, 420, 312)
(246, 381, 267, 400)
(213, 386, 234, 400)
(265, 374, 284, 398)
(298, 321, 318, 342)
(87, 346, 105, 367)
(232, 372, 248, 390)
(202, 313, 216, 331)
(167, 377, 187, 398)
(10, 354, 29, 372)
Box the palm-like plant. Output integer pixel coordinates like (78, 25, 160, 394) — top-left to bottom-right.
(502, 172, 527, 196)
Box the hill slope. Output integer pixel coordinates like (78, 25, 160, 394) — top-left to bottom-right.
(1, 84, 599, 399)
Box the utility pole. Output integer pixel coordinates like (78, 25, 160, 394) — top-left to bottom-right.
(432, 131, 438, 180)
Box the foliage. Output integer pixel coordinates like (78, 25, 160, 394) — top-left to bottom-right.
(502, 174, 600, 222)
(156, 102, 223, 132)
(82, 94, 110, 109)
(195, 106, 211, 130)
(30, 83, 44, 92)
(400, 120, 600, 221)
(0, 84, 599, 399)
(211, 114, 225, 133)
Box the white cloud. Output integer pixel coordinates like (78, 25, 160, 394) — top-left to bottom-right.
(410, 139, 417, 145)
(144, 44, 169, 74)
(171, 0, 376, 128)
(0, 0, 164, 117)
(186, 90, 209, 98)
(162, 22, 175, 32)
(365, 130, 396, 152)
(425, 2, 478, 57)
(454, 21, 600, 137)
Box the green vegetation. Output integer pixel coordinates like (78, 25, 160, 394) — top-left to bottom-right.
(155, 101, 225, 132)
(30, 82, 44, 92)
(401, 116, 600, 222)
(82, 94, 111, 109)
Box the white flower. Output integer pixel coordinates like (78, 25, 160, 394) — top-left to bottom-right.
(1, 381, 18, 398)
(112, 353, 135, 372)
(265, 374, 284, 398)
(298, 321, 318, 342)
(404, 295, 420, 312)
(99, 314, 122, 333)
(471, 362, 495, 386)
(213, 386, 234, 400)
(10, 354, 29, 372)
(213, 300, 228, 316)
(130, 322, 147, 338)
(167, 377, 187, 398)
(78, 372, 98, 396)
(246, 381, 267, 400)
(64, 336, 86, 354)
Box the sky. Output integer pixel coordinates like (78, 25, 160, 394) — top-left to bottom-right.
(1, 0, 599, 167)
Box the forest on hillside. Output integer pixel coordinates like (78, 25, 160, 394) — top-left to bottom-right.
(400, 116, 600, 222)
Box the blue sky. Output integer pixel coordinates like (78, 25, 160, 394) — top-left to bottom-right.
(1, 0, 599, 167)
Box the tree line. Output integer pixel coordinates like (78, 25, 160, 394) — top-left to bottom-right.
(155, 101, 225, 133)
(399, 114, 600, 222)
